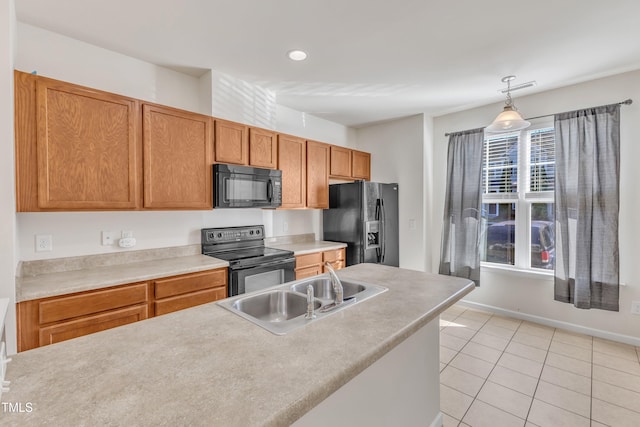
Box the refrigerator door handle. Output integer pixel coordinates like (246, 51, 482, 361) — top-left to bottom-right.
(380, 199, 386, 263)
(375, 199, 382, 262)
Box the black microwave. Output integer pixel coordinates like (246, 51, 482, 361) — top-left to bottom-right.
(214, 164, 282, 208)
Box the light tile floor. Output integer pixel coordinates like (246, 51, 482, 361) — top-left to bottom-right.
(439, 304, 640, 427)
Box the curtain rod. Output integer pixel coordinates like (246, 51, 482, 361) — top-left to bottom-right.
(444, 98, 633, 137)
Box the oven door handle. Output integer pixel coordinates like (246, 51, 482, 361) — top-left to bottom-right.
(233, 257, 295, 270)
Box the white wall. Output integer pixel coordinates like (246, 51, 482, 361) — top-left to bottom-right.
(1, 0, 17, 354)
(17, 23, 203, 114)
(276, 104, 357, 148)
(432, 70, 640, 342)
(13, 24, 355, 262)
(356, 115, 426, 271)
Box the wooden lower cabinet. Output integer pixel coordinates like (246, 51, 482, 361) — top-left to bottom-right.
(39, 305, 148, 347)
(153, 269, 227, 316)
(17, 267, 228, 352)
(323, 248, 346, 272)
(295, 248, 345, 280)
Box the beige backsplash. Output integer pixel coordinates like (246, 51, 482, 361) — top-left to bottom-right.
(264, 233, 316, 245)
(18, 244, 202, 277)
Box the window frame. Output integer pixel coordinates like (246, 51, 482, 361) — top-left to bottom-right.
(481, 120, 555, 273)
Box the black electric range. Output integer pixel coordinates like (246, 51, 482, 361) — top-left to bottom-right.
(201, 225, 295, 296)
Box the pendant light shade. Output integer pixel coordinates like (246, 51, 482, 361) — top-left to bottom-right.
(486, 76, 530, 133)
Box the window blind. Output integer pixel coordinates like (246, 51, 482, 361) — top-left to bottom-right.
(482, 134, 519, 194)
(529, 128, 555, 192)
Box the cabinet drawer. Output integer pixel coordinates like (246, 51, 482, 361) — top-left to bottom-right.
(323, 261, 344, 273)
(295, 252, 323, 268)
(154, 269, 227, 300)
(38, 283, 149, 324)
(39, 304, 148, 347)
(295, 265, 322, 280)
(155, 287, 226, 316)
(323, 249, 345, 263)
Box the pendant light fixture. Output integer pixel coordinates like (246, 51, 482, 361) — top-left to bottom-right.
(485, 75, 531, 133)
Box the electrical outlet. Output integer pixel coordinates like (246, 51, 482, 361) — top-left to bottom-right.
(101, 231, 114, 246)
(283, 221, 289, 233)
(121, 230, 134, 239)
(35, 234, 52, 252)
(631, 301, 640, 315)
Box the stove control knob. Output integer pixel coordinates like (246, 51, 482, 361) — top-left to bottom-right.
(256, 229, 260, 235)
(249, 230, 254, 235)
(217, 233, 222, 239)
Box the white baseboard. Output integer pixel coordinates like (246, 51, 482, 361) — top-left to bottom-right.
(429, 412, 443, 427)
(458, 300, 640, 347)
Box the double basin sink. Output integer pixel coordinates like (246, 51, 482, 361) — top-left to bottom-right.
(217, 274, 387, 335)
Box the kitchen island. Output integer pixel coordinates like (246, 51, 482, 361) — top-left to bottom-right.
(3, 264, 474, 426)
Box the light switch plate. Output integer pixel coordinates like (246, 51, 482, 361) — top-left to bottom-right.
(631, 301, 640, 315)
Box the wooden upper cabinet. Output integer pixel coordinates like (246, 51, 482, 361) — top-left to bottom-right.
(330, 145, 352, 178)
(277, 134, 306, 208)
(22, 74, 140, 210)
(142, 104, 213, 209)
(249, 127, 277, 169)
(352, 150, 371, 180)
(306, 140, 330, 209)
(214, 119, 248, 165)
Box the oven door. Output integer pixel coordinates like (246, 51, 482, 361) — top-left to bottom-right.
(229, 257, 296, 296)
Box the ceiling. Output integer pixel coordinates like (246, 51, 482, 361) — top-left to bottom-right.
(15, 0, 640, 127)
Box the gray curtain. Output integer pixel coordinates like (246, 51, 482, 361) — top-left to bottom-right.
(439, 129, 484, 286)
(554, 104, 620, 311)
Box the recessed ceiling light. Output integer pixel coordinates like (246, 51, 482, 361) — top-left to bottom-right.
(287, 50, 308, 61)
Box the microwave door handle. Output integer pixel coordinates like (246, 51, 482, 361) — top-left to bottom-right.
(267, 179, 273, 202)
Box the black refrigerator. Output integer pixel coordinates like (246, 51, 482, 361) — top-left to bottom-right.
(323, 181, 399, 267)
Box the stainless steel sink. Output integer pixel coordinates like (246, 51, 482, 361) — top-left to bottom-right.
(290, 277, 365, 300)
(232, 290, 320, 322)
(217, 274, 387, 335)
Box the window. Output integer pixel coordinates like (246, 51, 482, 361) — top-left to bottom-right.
(480, 125, 555, 271)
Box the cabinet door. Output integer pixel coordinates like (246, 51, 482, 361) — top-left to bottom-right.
(295, 252, 323, 279)
(155, 287, 226, 316)
(38, 282, 149, 324)
(214, 119, 248, 165)
(306, 140, 330, 209)
(352, 150, 371, 180)
(330, 146, 352, 178)
(153, 269, 227, 299)
(35, 77, 140, 209)
(278, 134, 306, 208)
(39, 304, 148, 347)
(143, 104, 213, 209)
(323, 248, 346, 272)
(249, 127, 277, 169)
(295, 266, 322, 280)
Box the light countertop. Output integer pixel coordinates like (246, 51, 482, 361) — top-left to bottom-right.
(16, 255, 228, 302)
(266, 240, 347, 255)
(4, 264, 474, 426)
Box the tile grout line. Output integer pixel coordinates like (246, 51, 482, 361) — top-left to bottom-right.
(455, 311, 529, 425)
(521, 321, 554, 424)
(456, 312, 496, 425)
(443, 306, 640, 426)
